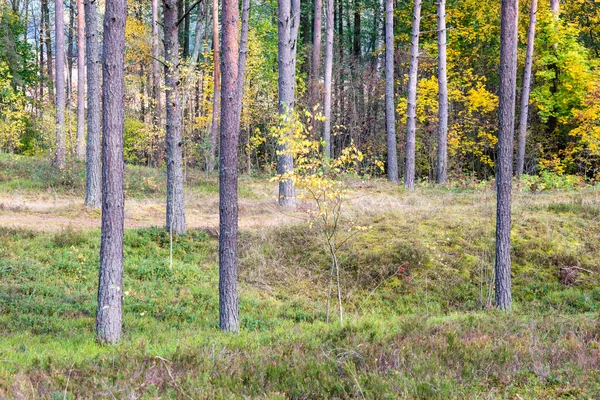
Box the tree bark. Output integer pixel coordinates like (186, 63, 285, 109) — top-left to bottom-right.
(96, 0, 126, 344)
(515, 0, 537, 177)
(385, 0, 397, 182)
(163, 0, 187, 235)
(404, 0, 421, 189)
(42, 0, 54, 100)
(495, 0, 519, 311)
(152, 0, 163, 127)
(436, 0, 448, 183)
(310, 0, 322, 112)
(84, 0, 101, 208)
(208, 0, 220, 173)
(277, 0, 300, 208)
(322, 0, 333, 158)
(76, 0, 86, 160)
(53, 0, 66, 168)
(219, 0, 240, 332)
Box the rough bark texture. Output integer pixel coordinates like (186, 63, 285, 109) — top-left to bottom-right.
(385, 0, 397, 182)
(84, 0, 101, 208)
(152, 0, 162, 127)
(277, 0, 300, 208)
(310, 0, 322, 112)
(76, 0, 86, 160)
(163, 0, 187, 235)
(495, 0, 519, 311)
(53, 0, 66, 168)
(96, 0, 126, 344)
(42, 0, 53, 97)
(208, 0, 220, 173)
(404, 0, 421, 190)
(322, 0, 333, 158)
(515, 0, 537, 177)
(219, 0, 240, 333)
(436, 0, 448, 183)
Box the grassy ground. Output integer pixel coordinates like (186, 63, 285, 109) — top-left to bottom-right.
(1, 154, 600, 398)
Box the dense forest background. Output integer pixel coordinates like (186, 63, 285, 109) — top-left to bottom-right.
(1, 0, 599, 181)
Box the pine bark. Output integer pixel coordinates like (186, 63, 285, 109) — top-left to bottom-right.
(76, 0, 86, 160)
(404, 0, 421, 189)
(436, 0, 448, 183)
(96, 0, 126, 344)
(515, 0, 537, 177)
(84, 0, 101, 208)
(385, 0, 397, 182)
(219, 0, 241, 332)
(310, 0, 322, 112)
(163, 0, 187, 235)
(152, 0, 162, 127)
(207, 0, 220, 173)
(322, 0, 333, 158)
(53, 0, 66, 168)
(277, 0, 300, 208)
(495, 0, 519, 311)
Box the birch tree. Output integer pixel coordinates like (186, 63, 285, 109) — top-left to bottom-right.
(404, 0, 421, 190)
(310, 0, 322, 112)
(277, 0, 300, 207)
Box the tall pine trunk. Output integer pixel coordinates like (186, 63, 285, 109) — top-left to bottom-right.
(96, 0, 126, 344)
(152, 0, 162, 129)
(310, 0, 322, 112)
(385, 0, 397, 182)
(219, 0, 242, 333)
(495, 0, 519, 311)
(322, 0, 333, 158)
(436, 0, 448, 183)
(75, 0, 86, 159)
(277, 0, 300, 208)
(163, 0, 187, 235)
(404, 0, 421, 189)
(42, 0, 54, 98)
(53, 0, 66, 168)
(208, 0, 220, 173)
(84, 0, 101, 208)
(515, 0, 537, 177)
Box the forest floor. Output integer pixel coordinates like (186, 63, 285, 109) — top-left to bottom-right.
(1, 154, 600, 399)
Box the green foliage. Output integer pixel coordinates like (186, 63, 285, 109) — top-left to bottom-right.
(519, 171, 585, 192)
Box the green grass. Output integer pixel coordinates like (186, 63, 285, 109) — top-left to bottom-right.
(2, 156, 600, 398)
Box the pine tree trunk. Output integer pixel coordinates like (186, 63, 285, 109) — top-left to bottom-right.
(322, 0, 333, 158)
(208, 0, 220, 173)
(277, 0, 300, 208)
(404, 0, 421, 190)
(436, 0, 448, 183)
(152, 0, 162, 128)
(495, 0, 519, 311)
(219, 0, 240, 333)
(76, 0, 86, 160)
(310, 0, 322, 112)
(84, 0, 101, 208)
(53, 0, 66, 168)
(515, 0, 537, 177)
(385, 0, 398, 182)
(163, 0, 187, 235)
(96, 0, 126, 344)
